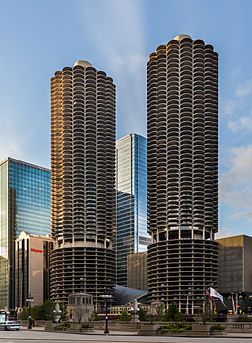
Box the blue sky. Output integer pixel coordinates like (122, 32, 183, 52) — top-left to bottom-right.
(0, 0, 251, 237)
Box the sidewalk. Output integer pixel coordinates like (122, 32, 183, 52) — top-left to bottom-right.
(22, 326, 45, 331)
(21, 326, 252, 338)
(23, 327, 137, 335)
(226, 332, 252, 338)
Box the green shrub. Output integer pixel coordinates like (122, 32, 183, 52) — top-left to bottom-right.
(88, 311, 100, 321)
(160, 322, 191, 334)
(119, 310, 132, 322)
(56, 322, 71, 331)
(55, 325, 63, 331)
(138, 308, 147, 321)
(81, 323, 92, 328)
(162, 303, 183, 322)
(210, 324, 225, 331)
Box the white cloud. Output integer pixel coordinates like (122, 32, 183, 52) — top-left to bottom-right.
(222, 78, 252, 133)
(220, 145, 252, 221)
(236, 78, 252, 97)
(228, 112, 252, 132)
(231, 210, 252, 221)
(221, 99, 235, 116)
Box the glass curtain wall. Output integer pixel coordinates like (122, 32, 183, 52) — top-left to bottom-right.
(0, 158, 51, 310)
(0, 161, 8, 309)
(115, 134, 150, 286)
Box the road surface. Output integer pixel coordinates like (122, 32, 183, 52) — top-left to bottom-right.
(0, 330, 251, 343)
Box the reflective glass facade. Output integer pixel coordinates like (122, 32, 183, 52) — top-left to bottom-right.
(116, 134, 150, 286)
(0, 158, 51, 310)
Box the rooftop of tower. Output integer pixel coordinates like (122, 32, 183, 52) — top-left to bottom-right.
(173, 34, 192, 41)
(74, 60, 92, 68)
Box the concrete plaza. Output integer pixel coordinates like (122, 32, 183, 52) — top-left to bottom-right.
(0, 330, 252, 343)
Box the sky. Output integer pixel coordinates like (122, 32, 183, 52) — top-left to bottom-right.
(0, 0, 251, 237)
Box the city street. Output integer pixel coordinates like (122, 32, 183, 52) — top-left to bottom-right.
(0, 330, 252, 343)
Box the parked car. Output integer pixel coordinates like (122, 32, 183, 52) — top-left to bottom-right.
(0, 321, 22, 330)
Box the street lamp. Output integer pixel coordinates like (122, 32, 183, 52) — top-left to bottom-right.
(132, 299, 140, 322)
(101, 294, 112, 335)
(4, 307, 10, 321)
(26, 294, 34, 329)
(186, 288, 192, 315)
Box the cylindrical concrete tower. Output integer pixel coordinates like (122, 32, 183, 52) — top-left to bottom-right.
(147, 35, 218, 313)
(50, 60, 116, 309)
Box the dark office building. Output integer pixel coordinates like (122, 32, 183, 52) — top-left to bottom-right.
(217, 235, 252, 293)
(147, 35, 218, 313)
(0, 157, 51, 310)
(50, 60, 116, 309)
(127, 251, 148, 291)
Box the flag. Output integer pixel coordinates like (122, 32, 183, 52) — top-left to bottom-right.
(231, 293, 236, 314)
(210, 287, 225, 306)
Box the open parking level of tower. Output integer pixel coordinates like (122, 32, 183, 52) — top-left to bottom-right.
(1, 331, 252, 343)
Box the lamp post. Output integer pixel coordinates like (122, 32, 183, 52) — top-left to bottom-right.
(186, 289, 191, 315)
(132, 299, 140, 322)
(26, 294, 34, 329)
(101, 294, 112, 335)
(4, 307, 10, 321)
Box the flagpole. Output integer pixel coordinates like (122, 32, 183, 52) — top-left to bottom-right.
(235, 293, 238, 315)
(231, 293, 235, 314)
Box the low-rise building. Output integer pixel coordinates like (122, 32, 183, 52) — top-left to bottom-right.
(67, 293, 94, 323)
(110, 303, 151, 315)
(217, 235, 252, 293)
(15, 231, 53, 309)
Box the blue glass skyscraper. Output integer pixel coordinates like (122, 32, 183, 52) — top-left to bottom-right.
(0, 157, 51, 310)
(116, 134, 150, 286)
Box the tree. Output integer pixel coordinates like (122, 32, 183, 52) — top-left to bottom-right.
(42, 301, 55, 320)
(156, 304, 165, 321)
(60, 303, 67, 321)
(162, 303, 182, 322)
(138, 308, 147, 321)
(31, 305, 43, 320)
(18, 301, 66, 321)
(74, 306, 87, 324)
(19, 307, 29, 320)
(32, 301, 54, 320)
(19, 301, 56, 321)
